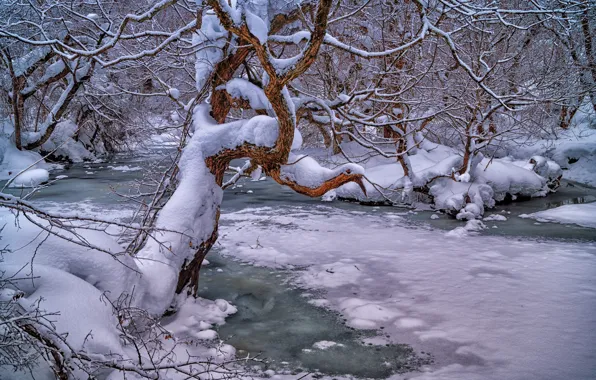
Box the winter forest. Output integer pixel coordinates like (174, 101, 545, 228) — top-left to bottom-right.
(1, 0, 596, 379)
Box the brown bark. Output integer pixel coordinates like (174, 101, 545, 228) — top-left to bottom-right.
(12, 77, 25, 150)
(21, 324, 69, 380)
(459, 120, 475, 175)
(210, 46, 252, 122)
(268, 164, 366, 197)
(175, 211, 220, 296)
(559, 105, 578, 130)
(209, 4, 312, 123)
(3, 50, 24, 150)
(396, 136, 410, 177)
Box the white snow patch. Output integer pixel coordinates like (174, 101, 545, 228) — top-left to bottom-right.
(108, 165, 142, 172)
(483, 214, 507, 222)
(8, 168, 49, 187)
(520, 203, 596, 229)
(312, 340, 344, 350)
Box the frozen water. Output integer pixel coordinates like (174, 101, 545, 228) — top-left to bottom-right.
(199, 253, 430, 378)
(217, 205, 596, 380)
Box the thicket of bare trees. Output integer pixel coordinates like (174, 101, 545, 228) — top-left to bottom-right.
(0, 0, 200, 157)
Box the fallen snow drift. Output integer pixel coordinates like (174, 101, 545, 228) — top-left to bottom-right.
(520, 203, 596, 229)
(8, 168, 50, 187)
(0, 137, 50, 180)
(0, 204, 241, 379)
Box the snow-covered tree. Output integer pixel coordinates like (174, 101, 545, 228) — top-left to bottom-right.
(1, 0, 594, 378)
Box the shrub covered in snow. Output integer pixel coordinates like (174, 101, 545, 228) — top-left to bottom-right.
(319, 140, 564, 219)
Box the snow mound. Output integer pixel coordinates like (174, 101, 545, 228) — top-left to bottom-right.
(108, 165, 142, 172)
(0, 136, 50, 180)
(520, 203, 596, 229)
(328, 141, 561, 219)
(8, 168, 49, 188)
(312, 340, 344, 350)
(445, 219, 487, 237)
(505, 105, 596, 187)
(281, 153, 363, 189)
(2, 263, 123, 356)
(193, 104, 279, 157)
(218, 78, 271, 111)
(0, 207, 139, 302)
(476, 158, 547, 201)
(483, 214, 507, 222)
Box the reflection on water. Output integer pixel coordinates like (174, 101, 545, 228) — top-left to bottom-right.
(545, 195, 596, 208)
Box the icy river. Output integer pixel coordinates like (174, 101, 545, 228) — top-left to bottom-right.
(5, 147, 596, 380)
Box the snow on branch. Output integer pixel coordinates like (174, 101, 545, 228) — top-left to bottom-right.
(269, 153, 366, 197)
(216, 78, 272, 111)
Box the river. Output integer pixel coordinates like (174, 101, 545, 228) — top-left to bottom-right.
(3, 149, 596, 379)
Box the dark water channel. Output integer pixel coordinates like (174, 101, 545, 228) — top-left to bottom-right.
(199, 253, 431, 378)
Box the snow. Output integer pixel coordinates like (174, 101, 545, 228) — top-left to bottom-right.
(135, 111, 223, 314)
(280, 153, 364, 189)
(219, 78, 271, 111)
(3, 263, 124, 356)
(245, 10, 268, 44)
(250, 165, 263, 181)
(38, 120, 96, 162)
(0, 136, 50, 180)
(7, 168, 49, 188)
(291, 128, 303, 150)
(317, 140, 560, 219)
(430, 178, 494, 220)
(505, 102, 596, 187)
(519, 203, 596, 229)
(162, 296, 237, 338)
(194, 14, 228, 91)
(0, 205, 132, 377)
(0, 207, 139, 302)
(167, 87, 181, 99)
(312, 341, 344, 350)
(218, 206, 596, 380)
(483, 214, 507, 222)
(444, 219, 487, 237)
(0, 202, 242, 379)
(193, 104, 279, 157)
(108, 165, 142, 172)
(476, 158, 547, 201)
(321, 189, 337, 202)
